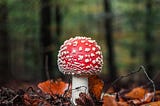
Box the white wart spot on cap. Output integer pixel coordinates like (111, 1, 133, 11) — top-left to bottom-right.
(85, 54, 90, 57)
(92, 60, 96, 64)
(96, 45, 100, 49)
(66, 55, 70, 58)
(96, 57, 101, 63)
(85, 43, 89, 46)
(66, 42, 72, 46)
(86, 65, 91, 69)
(63, 51, 69, 55)
(73, 41, 78, 46)
(85, 58, 90, 63)
(91, 53, 95, 57)
(64, 40, 69, 44)
(88, 39, 95, 43)
(95, 65, 99, 68)
(78, 55, 84, 60)
(92, 47, 96, 51)
(85, 48, 91, 52)
(72, 49, 76, 53)
(81, 40, 85, 43)
(96, 51, 101, 55)
(79, 47, 83, 51)
(81, 63, 85, 66)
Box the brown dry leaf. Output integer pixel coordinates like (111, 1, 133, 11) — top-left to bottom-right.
(125, 87, 148, 100)
(103, 93, 129, 106)
(117, 101, 129, 106)
(89, 75, 104, 100)
(37, 79, 69, 95)
(103, 94, 118, 106)
(141, 101, 160, 106)
(126, 93, 154, 105)
(155, 90, 160, 101)
(124, 87, 155, 105)
(142, 92, 154, 103)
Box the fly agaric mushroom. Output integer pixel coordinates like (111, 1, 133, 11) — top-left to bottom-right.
(57, 36, 103, 104)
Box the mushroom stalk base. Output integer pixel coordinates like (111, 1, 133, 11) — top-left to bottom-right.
(72, 76, 88, 105)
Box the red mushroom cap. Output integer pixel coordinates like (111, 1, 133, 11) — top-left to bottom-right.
(57, 36, 103, 76)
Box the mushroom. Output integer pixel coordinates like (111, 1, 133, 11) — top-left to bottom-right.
(57, 36, 103, 104)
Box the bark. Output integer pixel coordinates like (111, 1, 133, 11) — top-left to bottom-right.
(40, 0, 63, 80)
(103, 0, 117, 81)
(0, 1, 11, 85)
(40, 0, 52, 80)
(52, 2, 63, 78)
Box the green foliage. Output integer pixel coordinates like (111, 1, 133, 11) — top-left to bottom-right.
(5, 0, 160, 80)
(8, 0, 41, 80)
(112, 0, 160, 72)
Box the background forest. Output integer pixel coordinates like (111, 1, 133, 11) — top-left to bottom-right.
(0, 0, 160, 86)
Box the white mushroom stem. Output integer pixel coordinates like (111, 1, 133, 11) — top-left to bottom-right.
(72, 76, 88, 105)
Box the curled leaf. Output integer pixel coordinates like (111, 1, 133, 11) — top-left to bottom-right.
(124, 87, 154, 105)
(103, 94, 118, 106)
(38, 79, 69, 95)
(125, 87, 148, 100)
(103, 93, 129, 106)
(89, 75, 104, 100)
(141, 101, 160, 106)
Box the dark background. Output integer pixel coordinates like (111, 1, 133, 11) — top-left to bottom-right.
(0, 0, 159, 87)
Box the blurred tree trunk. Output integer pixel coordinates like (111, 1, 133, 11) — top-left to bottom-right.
(144, 0, 154, 77)
(52, 1, 63, 78)
(0, 1, 11, 84)
(103, 0, 117, 81)
(40, 0, 52, 80)
(40, 0, 63, 80)
(55, 3, 62, 41)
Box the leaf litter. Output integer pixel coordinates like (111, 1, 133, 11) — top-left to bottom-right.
(1, 66, 160, 106)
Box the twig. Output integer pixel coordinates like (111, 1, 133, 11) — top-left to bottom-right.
(71, 86, 87, 106)
(8, 95, 19, 104)
(26, 87, 34, 93)
(103, 65, 155, 101)
(111, 66, 142, 86)
(63, 75, 71, 97)
(67, 75, 71, 92)
(141, 66, 155, 102)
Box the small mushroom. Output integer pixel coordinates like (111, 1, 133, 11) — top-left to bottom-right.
(57, 36, 103, 104)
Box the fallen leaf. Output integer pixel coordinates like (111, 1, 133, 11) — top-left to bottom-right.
(142, 92, 154, 103)
(37, 79, 69, 95)
(155, 90, 160, 101)
(125, 87, 148, 100)
(89, 75, 104, 100)
(102, 94, 128, 106)
(141, 101, 160, 106)
(117, 101, 129, 106)
(103, 94, 118, 106)
(124, 87, 154, 105)
(127, 92, 154, 105)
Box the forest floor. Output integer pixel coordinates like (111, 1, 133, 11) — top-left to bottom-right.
(1, 67, 160, 106)
(1, 79, 160, 105)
